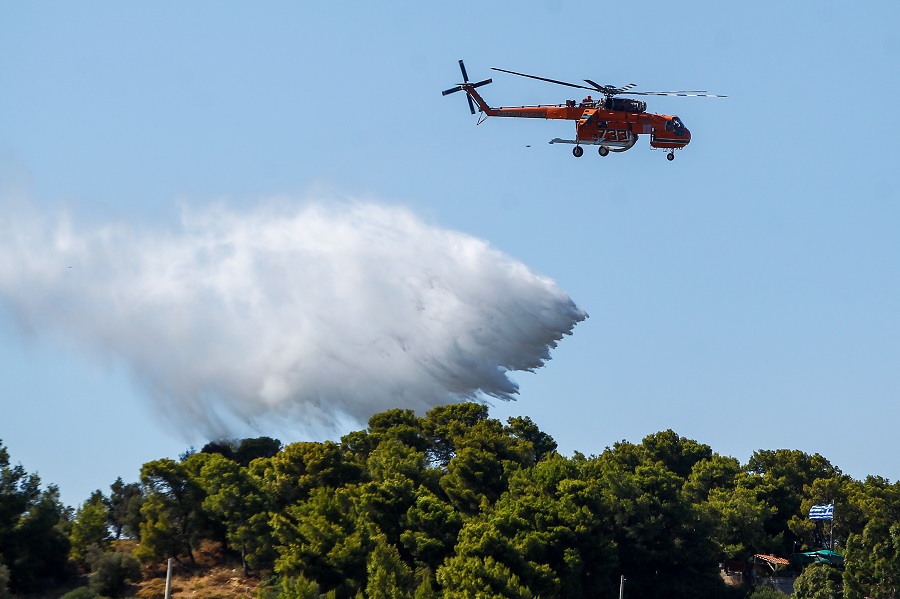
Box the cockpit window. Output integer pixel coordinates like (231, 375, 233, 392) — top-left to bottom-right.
(672, 117, 684, 129)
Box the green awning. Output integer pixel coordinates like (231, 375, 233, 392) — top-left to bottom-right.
(793, 550, 844, 566)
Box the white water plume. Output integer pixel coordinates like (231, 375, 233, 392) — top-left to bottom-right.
(0, 199, 586, 438)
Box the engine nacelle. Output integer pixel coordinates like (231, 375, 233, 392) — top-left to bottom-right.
(603, 97, 647, 113)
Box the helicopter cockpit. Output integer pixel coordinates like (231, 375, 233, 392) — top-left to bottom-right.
(651, 115, 691, 157)
(664, 116, 688, 136)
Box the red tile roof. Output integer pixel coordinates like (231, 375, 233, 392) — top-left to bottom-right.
(754, 554, 790, 566)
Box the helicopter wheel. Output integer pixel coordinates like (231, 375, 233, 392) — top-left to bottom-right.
(573, 146, 584, 158)
(666, 152, 675, 161)
(598, 146, 609, 157)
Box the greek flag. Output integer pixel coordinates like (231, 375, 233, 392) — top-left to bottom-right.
(809, 504, 834, 520)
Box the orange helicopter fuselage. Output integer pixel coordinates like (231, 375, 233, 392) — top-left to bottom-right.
(466, 88, 691, 151)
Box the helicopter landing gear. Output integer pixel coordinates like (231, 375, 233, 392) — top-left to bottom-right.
(573, 146, 584, 158)
(666, 152, 675, 161)
(598, 146, 610, 157)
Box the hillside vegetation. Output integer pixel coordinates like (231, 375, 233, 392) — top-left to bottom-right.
(2, 403, 899, 598)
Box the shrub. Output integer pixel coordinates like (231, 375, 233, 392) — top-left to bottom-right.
(793, 564, 843, 599)
(60, 588, 102, 599)
(88, 551, 142, 598)
(748, 588, 789, 599)
(0, 563, 10, 599)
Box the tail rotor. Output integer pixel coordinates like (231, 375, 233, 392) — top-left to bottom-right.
(442, 59, 491, 115)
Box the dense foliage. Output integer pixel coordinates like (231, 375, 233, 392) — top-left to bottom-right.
(0, 440, 70, 594)
(2, 405, 900, 598)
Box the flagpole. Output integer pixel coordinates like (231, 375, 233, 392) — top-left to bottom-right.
(830, 502, 834, 550)
(808, 502, 836, 550)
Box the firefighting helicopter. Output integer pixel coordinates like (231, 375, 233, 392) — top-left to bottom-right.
(442, 60, 725, 160)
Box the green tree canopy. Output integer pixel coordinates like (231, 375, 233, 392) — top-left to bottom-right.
(0, 441, 70, 593)
(38, 410, 900, 598)
(106, 477, 143, 540)
(69, 491, 112, 563)
(135, 457, 208, 564)
(843, 519, 900, 599)
(794, 563, 843, 599)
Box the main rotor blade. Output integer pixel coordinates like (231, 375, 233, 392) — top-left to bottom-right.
(492, 67, 596, 92)
(582, 80, 639, 95)
(628, 90, 728, 97)
(583, 79, 613, 93)
(458, 59, 470, 83)
(493, 65, 727, 98)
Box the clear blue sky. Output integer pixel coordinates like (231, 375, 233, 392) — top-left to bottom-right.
(2, 1, 898, 509)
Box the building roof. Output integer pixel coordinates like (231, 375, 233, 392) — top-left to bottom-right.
(754, 554, 791, 566)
